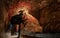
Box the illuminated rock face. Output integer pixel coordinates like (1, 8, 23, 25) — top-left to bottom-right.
(7, 2, 42, 32)
(1, 0, 60, 33)
(22, 13, 42, 32)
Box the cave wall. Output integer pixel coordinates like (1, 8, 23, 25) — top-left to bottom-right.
(0, 0, 5, 32)
(0, 0, 60, 34)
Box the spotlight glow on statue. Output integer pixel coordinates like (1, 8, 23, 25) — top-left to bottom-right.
(17, 6, 29, 15)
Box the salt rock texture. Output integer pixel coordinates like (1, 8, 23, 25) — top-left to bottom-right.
(23, 13, 42, 32)
(0, 0, 60, 36)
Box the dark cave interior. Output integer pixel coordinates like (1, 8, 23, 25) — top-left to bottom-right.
(0, 0, 60, 34)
